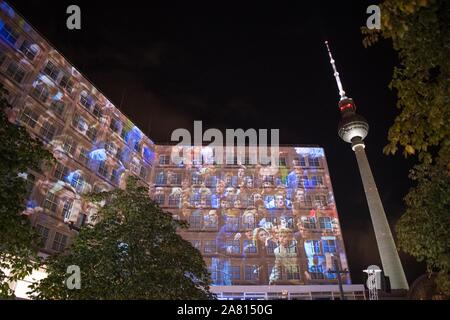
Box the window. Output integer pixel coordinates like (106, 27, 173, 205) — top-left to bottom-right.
(104, 142, 116, 155)
(287, 265, 300, 280)
(243, 240, 257, 254)
(50, 100, 65, 117)
(322, 239, 337, 253)
(72, 114, 88, 132)
(191, 173, 202, 185)
(111, 168, 120, 184)
(93, 104, 103, 119)
(309, 265, 325, 280)
(262, 175, 274, 186)
(62, 137, 77, 155)
(231, 266, 241, 281)
(69, 172, 84, 192)
(98, 161, 108, 177)
(79, 213, 88, 227)
(226, 240, 241, 254)
(203, 240, 216, 254)
(267, 241, 277, 255)
(79, 148, 89, 166)
(59, 75, 74, 93)
(43, 61, 60, 81)
(79, 91, 93, 109)
(168, 194, 181, 207)
(319, 217, 333, 230)
(315, 195, 328, 207)
(205, 176, 217, 187)
(224, 216, 239, 232)
(54, 163, 69, 181)
(308, 156, 320, 167)
(20, 106, 39, 128)
(19, 39, 38, 60)
(62, 199, 73, 220)
(0, 23, 19, 44)
(154, 193, 165, 206)
(40, 121, 56, 141)
(304, 240, 321, 255)
(170, 172, 182, 185)
(244, 265, 259, 281)
(86, 126, 97, 142)
(279, 157, 287, 166)
(155, 172, 166, 185)
(311, 176, 324, 187)
(302, 217, 317, 229)
(35, 224, 50, 247)
(52, 232, 68, 252)
(43, 192, 59, 213)
(6, 61, 26, 83)
(304, 195, 313, 207)
(31, 84, 50, 103)
(189, 211, 202, 229)
(110, 119, 121, 134)
(159, 155, 170, 165)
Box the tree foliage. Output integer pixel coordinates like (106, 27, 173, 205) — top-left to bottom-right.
(30, 176, 213, 299)
(362, 0, 449, 294)
(0, 85, 54, 298)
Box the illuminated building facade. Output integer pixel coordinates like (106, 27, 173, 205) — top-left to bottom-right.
(0, 2, 365, 299)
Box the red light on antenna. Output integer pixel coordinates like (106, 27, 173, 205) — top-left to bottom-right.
(340, 103, 353, 111)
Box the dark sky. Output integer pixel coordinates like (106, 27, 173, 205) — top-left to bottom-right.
(9, 0, 425, 285)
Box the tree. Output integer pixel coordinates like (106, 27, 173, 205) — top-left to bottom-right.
(30, 176, 213, 299)
(362, 0, 449, 294)
(0, 85, 54, 298)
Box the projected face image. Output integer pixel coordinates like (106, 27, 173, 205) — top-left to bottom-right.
(149, 146, 345, 286)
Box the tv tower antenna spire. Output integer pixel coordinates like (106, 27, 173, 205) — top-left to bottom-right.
(325, 41, 347, 100)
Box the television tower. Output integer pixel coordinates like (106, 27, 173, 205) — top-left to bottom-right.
(325, 41, 409, 290)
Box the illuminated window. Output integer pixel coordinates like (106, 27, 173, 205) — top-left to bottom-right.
(93, 104, 103, 119)
(20, 106, 39, 128)
(189, 211, 202, 229)
(79, 91, 93, 109)
(203, 240, 216, 254)
(170, 172, 182, 185)
(52, 232, 68, 252)
(311, 175, 324, 187)
(309, 265, 325, 280)
(72, 114, 88, 132)
(308, 156, 320, 167)
(159, 155, 170, 165)
(43, 192, 59, 213)
(110, 168, 119, 184)
(205, 176, 217, 187)
(62, 199, 73, 219)
(54, 163, 69, 181)
(224, 216, 239, 232)
(62, 137, 77, 155)
(190, 192, 201, 207)
(19, 39, 38, 60)
(244, 265, 259, 281)
(315, 195, 327, 207)
(225, 240, 241, 254)
(50, 100, 65, 117)
(304, 240, 321, 255)
(231, 266, 241, 280)
(43, 61, 60, 81)
(35, 224, 49, 247)
(69, 173, 84, 192)
(31, 84, 50, 103)
(287, 265, 300, 280)
(154, 193, 165, 206)
(243, 240, 257, 254)
(0, 23, 19, 44)
(322, 239, 337, 253)
(40, 120, 56, 141)
(319, 217, 333, 230)
(104, 142, 116, 155)
(266, 241, 277, 255)
(262, 175, 274, 186)
(86, 126, 97, 142)
(304, 195, 313, 207)
(6, 61, 26, 83)
(279, 157, 287, 166)
(59, 75, 73, 93)
(191, 173, 202, 185)
(79, 148, 89, 166)
(155, 172, 166, 185)
(168, 194, 181, 207)
(302, 217, 317, 230)
(98, 161, 108, 177)
(110, 119, 121, 134)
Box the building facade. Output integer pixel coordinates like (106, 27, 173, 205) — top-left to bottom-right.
(0, 1, 364, 299)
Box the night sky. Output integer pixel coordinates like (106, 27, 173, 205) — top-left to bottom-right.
(9, 0, 425, 285)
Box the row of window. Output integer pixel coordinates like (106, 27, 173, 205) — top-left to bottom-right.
(209, 264, 302, 282)
(0, 22, 39, 60)
(157, 154, 322, 167)
(190, 238, 337, 255)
